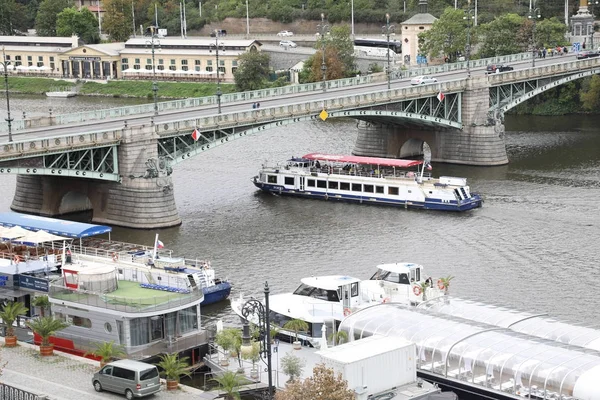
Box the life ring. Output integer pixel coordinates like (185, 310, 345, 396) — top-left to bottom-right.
(437, 279, 445, 290)
(111, 252, 119, 262)
(413, 285, 422, 296)
(343, 308, 351, 317)
(13, 254, 21, 263)
(382, 297, 391, 304)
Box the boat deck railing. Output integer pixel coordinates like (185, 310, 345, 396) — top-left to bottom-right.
(265, 165, 434, 181)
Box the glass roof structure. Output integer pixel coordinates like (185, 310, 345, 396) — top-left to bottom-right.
(418, 297, 600, 352)
(340, 304, 600, 400)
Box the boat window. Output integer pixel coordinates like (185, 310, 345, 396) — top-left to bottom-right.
(388, 187, 399, 195)
(408, 190, 412, 193)
(72, 315, 92, 328)
(384, 272, 400, 283)
(307, 179, 315, 187)
(284, 176, 294, 185)
(267, 175, 277, 184)
(351, 282, 358, 297)
(399, 274, 410, 284)
(351, 183, 361, 192)
(317, 180, 327, 188)
(363, 184, 374, 193)
(340, 182, 350, 191)
(376, 186, 384, 193)
(328, 181, 338, 189)
(369, 270, 386, 280)
(293, 283, 314, 296)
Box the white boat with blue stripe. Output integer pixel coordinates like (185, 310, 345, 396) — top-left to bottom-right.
(252, 153, 482, 211)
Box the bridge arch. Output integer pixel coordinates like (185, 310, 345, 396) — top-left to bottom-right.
(59, 191, 92, 215)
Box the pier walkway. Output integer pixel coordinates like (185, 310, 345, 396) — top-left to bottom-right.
(0, 337, 217, 400)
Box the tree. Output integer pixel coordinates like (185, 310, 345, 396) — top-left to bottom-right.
(283, 319, 308, 345)
(419, 7, 468, 62)
(35, 0, 73, 36)
(281, 353, 305, 382)
(103, 0, 133, 42)
(535, 17, 568, 48)
(234, 51, 271, 91)
(0, 0, 17, 35)
(328, 24, 355, 76)
(156, 353, 191, 388)
(581, 75, 600, 111)
(0, 301, 28, 339)
(477, 13, 528, 58)
(211, 371, 244, 400)
(31, 295, 50, 317)
(84, 341, 126, 364)
(57, 7, 100, 43)
(275, 364, 354, 400)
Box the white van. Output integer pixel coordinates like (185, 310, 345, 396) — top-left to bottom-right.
(92, 359, 161, 399)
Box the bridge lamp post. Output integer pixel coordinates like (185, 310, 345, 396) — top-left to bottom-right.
(239, 282, 273, 399)
(1, 46, 13, 143)
(209, 32, 225, 114)
(382, 13, 395, 90)
(317, 13, 330, 93)
(145, 26, 161, 117)
(463, 8, 474, 78)
(528, 7, 541, 68)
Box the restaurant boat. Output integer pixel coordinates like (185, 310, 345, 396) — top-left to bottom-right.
(252, 153, 483, 211)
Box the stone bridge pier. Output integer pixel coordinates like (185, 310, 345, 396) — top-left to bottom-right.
(354, 79, 509, 166)
(11, 125, 182, 229)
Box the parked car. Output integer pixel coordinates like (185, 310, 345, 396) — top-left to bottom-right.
(277, 30, 294, 37)
(210, 29, 227, 37)
(486, 64, 514, 74)
(279, 40, 297, 48)
(410, 75, 438, 85)
(577, 50, 600, 59)
(92, 360, 160, 399)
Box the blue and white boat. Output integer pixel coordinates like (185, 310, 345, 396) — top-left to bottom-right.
(252, 153, 482, 211)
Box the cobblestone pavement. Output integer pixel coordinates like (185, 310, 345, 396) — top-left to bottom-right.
(0, 340, 217, 400)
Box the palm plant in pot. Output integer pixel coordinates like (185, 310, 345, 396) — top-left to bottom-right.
(328, 330, 349, 346)
(25, 316, 69, 356)
(283, 319, 308, 350)
(215, 328, 236, 366)
(156, 353, 191, 390)
(211, 371, 244, 400)
(241, 341, 261, 379)
(0, 301, 28, 347)
(84, 340, 126, 367)
(31, 295, 50, 317)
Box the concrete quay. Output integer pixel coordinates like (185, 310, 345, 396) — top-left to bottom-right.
(0, 338, 217, 400)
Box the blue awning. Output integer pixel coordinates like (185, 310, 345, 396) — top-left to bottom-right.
(0, 212, 112, 238)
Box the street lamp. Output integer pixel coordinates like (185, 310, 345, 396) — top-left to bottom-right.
(317, 13, 330, 93)
(145, 27, 160, 116)
(382, 13, 395, 90)
(239, 282, 273, 399)
(463, 7, 474, 78)
(1, 47, 13, 143)
(528, 4, 541, 68)
(209, 31, 225, 114)
(246, 0, 250, 37)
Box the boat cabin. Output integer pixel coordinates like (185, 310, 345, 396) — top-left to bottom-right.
(369, 263, 424, 285)
(293, 276, 362, 309)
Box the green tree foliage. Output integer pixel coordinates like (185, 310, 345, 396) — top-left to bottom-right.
(419, 7, 469, 62)
(535, 17, 568, 48)
(57, 7, 100, 43)
(234, 51, 271, 91)
(211, 371, 244, 400)
(581, 75, 600, 111)
(302, 24, 355, 83)
(35, 0, 73, 36)
(477, 13, 527, 58)
(103, 0, 134, 42)
(0, 0, 28, 34)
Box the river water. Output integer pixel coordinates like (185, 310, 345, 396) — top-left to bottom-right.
(1, 95, 599, 328)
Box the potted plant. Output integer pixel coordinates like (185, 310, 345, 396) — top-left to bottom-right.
(241, 341, 261, 379)
(281, 353, 305, 383)
(283, 319, 308, 350)
(84, 340, 126, 367)
(438, 275, 455, 296)
(215, 328, 236, 366)
(31, 295, 50, 317)
(419, 281, 430, 302)
(25, 316, 69, 356)
(269, 324, 280, 344)
(211, 371, 244, 400)
(328, 330, 348, 346)
(156, 353, 191, 390)
(0, 301, 28, 347)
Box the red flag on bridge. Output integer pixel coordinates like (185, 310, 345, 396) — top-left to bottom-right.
(437, 91, 445, 102)
(191, 128, 200, 141)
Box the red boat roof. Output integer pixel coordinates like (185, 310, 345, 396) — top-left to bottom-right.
(302, 153, 423, 168)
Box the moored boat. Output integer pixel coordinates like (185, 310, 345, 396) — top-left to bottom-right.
(252, 153, 483, 211)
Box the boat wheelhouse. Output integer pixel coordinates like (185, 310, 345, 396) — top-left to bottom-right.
(47, 258, 208, 363)
(252, 153, 482, 211)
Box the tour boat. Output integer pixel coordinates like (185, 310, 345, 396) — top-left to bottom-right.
(252, 153, 483, 211)
(231, 263, 444, 348)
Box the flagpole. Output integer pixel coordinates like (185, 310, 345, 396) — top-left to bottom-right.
(152, 233, 159, 260)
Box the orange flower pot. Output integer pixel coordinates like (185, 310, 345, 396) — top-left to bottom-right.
(40, 344, 54, 356)
(4, 335, 17, 347)
(166, 379, 178, 390)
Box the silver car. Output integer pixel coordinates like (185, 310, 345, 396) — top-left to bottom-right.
(92, 360, 160, 399)
(410, 75, 438, 85)
(279, 40, 297, 48)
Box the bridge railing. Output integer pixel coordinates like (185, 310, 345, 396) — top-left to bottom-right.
(155, 78, 468, 140)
